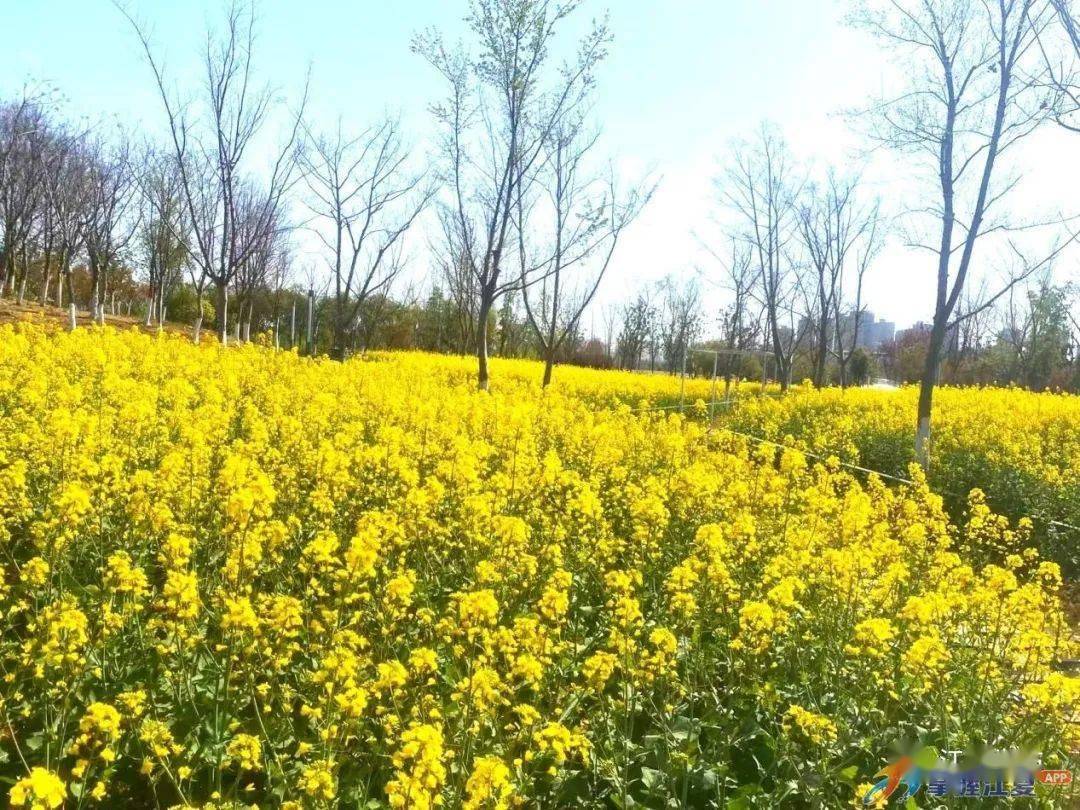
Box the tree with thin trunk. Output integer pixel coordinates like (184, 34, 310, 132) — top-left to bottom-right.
(414, 0, 610, 390)
(138, 150, 190, 328)
(231, 182, 287, 341)
(797, 170, 882, 386)
(83, 135, 139, 324)
(857, 0, 1066, 467)
(724, 125, 804, 391)
(832, 200, 883, 387)
(119, 0, 307, 345)
(300, 118, 432, 359)
(518, 118, 652, 386)
(655, 275, 702, 374)
(1037, 1, 1080, 129)
(701, 237, 763, 391)
(615, 288, 655, 370)
(41, 128, 90, 328)
(0, 93, 50, 298)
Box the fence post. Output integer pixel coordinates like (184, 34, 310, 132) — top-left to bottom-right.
(678, 345, 688, 413)
(305, 287, 314, 356)
(709, 350, 719, 421)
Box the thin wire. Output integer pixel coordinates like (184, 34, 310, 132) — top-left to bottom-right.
(709, 423, 1080, 535)
(604, 396, 1080, 536)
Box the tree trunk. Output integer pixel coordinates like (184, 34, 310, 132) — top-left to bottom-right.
(89, 260, 99, 322)
(305, 288, 315, 356)
(216, 284, 229, 345)
(0, 245, 10, 296)
(97, 270, 107, 325)
(331, 296, 346, 360)
(16, 245, 28, 305)
(145, 287, 155, 327)
(814, 321, 829, 386)
(68, 302, 77, 331)
(915, 322, 947, 469)
(476, 294, 494, 390)
(542, 349, 555, 387)
(193, 286, 204, 345)
(777, 357, 789, 392)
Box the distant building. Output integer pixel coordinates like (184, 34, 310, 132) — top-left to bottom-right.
(854, 311, 895, 351)
(796, 310, 895, 352)
(895, 320, 932, 343)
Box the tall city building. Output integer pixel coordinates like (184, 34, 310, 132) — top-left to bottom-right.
(853, 311, 895, 350)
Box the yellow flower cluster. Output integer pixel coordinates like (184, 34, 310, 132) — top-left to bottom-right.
(0, 323, 1073, 807)
(782, 704, 839, 747)
(9, 767, 66, 809)
(726, 383, 1080, 573)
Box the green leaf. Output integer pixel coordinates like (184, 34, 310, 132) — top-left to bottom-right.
(641, 767, 665, 792)
(698, 767, 720, 792)
(726, 783, 764, 810)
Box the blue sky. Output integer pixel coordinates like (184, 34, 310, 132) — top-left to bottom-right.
(3, 0, 1077, 332)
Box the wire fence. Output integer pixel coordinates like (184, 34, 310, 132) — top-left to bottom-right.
(612, 381, 1080, 540)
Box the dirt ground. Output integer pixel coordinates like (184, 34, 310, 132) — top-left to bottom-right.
(0, 299, 191, 336)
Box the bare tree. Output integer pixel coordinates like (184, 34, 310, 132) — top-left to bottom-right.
(615, 287, 655, 370)
(120, 0, 307, 345)
(797, 170, 883, 386)
(799, 172, 852, 386)
(138, 150, 190, 327)
(414, 0, 610, 389)
(518, 118, 652, 386)
(83, 135, 139, 323)
(433, 234, 482, 352)
(41, 128, 90, 328)
(946, 281, 992, 379)
(832, 201, 883, 387)
(1037, 0, 1080, 129)
(704, 238, 763, 387)
(0, 93, 51, 299)
(724, 125, 804, 390)
(300, 118, 431, 359)
(655, 275, 702, 374)
(600, 300, 619, 363)
(858, 0, 1066, 466)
